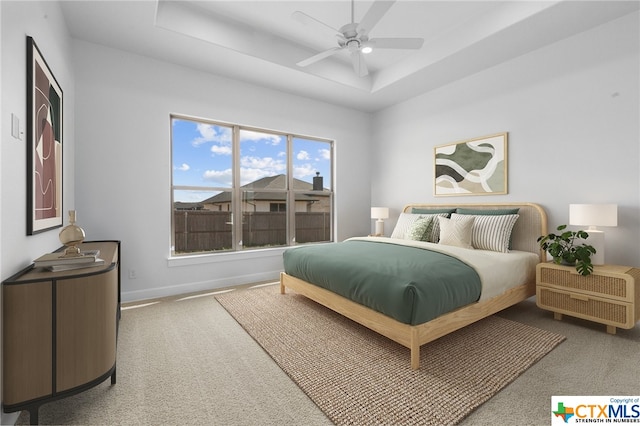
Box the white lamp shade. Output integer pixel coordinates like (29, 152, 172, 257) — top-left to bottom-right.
(569, 204, 618, 227)
(371, 207, 389, 220)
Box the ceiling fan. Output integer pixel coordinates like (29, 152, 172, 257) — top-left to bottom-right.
(293, 0, 424, 77)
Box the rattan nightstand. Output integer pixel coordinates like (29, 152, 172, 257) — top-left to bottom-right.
(536, 262, 640, 334)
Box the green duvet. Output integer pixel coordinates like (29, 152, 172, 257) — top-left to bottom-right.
(283, 239, 481, 325)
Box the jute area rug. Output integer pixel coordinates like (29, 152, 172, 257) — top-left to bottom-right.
(216, 285, 565, 426)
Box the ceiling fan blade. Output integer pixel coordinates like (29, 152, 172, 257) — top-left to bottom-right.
(368, 37, 424, 50)
(292, 11, 343, 39)
(297, 46, 344, 67)
(350, 51, 369, 77)
(356, 0, 396, 36)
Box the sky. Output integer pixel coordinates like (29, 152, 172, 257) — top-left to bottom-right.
(172, 118, 332, 202)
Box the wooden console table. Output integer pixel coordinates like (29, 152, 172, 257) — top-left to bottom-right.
(2, 241, 121, 424)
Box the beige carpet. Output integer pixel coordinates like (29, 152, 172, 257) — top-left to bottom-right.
(16, 287, 331, 425)
(216, 285, 566, 426)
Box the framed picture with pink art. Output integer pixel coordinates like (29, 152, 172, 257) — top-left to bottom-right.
(26, 36, 63, 234)
(434, 132, 508, 196)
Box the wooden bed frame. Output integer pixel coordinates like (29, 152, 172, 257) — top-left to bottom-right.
(280, 202, 548, 370)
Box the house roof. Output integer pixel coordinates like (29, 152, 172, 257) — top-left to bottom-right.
(202, 175, 329, 205)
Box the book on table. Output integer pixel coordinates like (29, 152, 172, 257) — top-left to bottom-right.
(33, 249, 101, 267)
(46, 258, 106, 272)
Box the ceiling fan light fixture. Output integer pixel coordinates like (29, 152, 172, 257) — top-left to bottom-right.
(346, 39, 360, 52)
(293, 0, 424, 77)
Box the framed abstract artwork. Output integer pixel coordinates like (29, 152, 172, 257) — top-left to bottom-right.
(434, 132, 507, 196)
(27, 36, 63, 234)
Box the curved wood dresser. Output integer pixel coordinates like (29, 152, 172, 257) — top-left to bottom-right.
(2, 241, 121, 424)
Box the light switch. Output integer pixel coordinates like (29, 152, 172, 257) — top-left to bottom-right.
(11, 113, 22, 140)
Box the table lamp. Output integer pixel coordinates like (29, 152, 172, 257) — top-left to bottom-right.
(569, 204, 617, 265)
(371, 207, 389, 236)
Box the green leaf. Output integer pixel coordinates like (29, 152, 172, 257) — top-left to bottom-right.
(538, 224, 595, 275)
(576, 261, 593, 276)
(576, 230, 590, 239)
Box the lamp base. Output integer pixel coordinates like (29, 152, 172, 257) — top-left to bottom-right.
(586, 229, 605, 265)
(375, 220, 384, 236)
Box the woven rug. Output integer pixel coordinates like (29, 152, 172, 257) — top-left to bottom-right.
(216, 285, 565, 426)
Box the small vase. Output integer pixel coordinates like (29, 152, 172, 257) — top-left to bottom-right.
(59, 210, 86, 257)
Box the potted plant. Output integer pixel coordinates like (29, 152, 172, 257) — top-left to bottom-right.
(537, 225, 596, 276)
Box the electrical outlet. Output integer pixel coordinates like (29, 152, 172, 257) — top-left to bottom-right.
(128, 269, 137, 279)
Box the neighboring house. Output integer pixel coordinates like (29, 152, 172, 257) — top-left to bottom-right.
(201, 174, 331, 213)
(174, 202, 205, 211)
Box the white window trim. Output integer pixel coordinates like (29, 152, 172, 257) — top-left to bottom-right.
(170, 114, 335, 258)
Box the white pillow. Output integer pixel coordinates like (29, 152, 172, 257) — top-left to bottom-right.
(450, 213, 519, 253)
(390, 213, 448, 241)
(390, 213, 421, 239)
(438, 216, 474, 249)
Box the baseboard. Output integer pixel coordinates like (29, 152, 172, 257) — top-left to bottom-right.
(1, 411, 21, 425)
(121, 270, 282, 303)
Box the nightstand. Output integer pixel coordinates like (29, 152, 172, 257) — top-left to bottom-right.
(536, 262, 640, 334)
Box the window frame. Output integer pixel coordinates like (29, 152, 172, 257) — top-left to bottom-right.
(170, 114, 334, 257)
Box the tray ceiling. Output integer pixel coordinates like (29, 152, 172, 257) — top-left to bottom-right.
(60, 1, 639, 112)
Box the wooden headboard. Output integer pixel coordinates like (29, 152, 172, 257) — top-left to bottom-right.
(402, 202, 548, 262)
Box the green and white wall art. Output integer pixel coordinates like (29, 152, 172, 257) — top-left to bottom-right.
(434, 133, 507, 196)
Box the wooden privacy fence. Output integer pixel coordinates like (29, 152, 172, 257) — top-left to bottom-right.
(174, 210, 331, 253)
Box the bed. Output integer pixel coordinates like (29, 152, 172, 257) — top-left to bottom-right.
(280, 202, 548, 370)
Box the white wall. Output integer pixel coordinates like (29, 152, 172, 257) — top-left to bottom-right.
(371, 12, 640, 267)
(1, 1, 75, 272)
(0, 2, 74, 423)
(0, 3, 3, 423)
(72, 40, 372, 302)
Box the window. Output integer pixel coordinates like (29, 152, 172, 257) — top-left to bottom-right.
(171, 115, 333, 255)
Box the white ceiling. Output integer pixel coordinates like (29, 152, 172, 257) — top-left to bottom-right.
(59, 0, 640, 112)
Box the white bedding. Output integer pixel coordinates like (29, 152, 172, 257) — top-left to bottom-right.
(348, 236, 539, 301)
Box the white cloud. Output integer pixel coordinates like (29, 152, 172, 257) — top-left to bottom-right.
(239, 156, 287, 185)
(239, 167, 276, 185)
(193, 124, 231, 146)
(203, 168, 232, 186)
(241, 130, 282, 145)
(240, 156, 286, 172)
(319, 148, 331, 160)
(211, 145, 232, 155)
(297, 150, 310, 160)
(293, 164, 317, 179)
(175, 163, 190, 171)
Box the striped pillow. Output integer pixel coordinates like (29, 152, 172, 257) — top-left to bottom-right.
(455, 208, 519, 249)
(451, 213, 519, 253)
